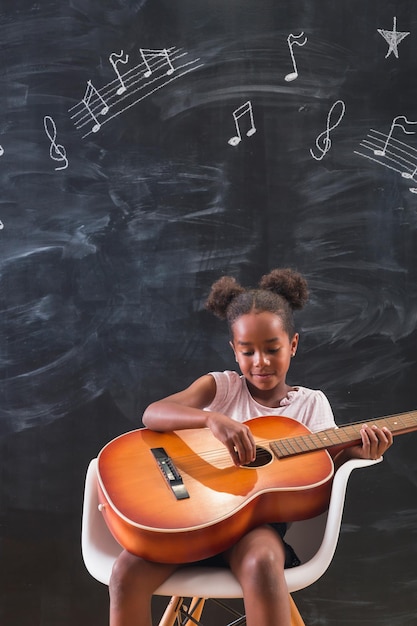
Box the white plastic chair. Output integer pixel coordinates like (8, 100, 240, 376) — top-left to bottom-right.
(81, 456, 382, 625)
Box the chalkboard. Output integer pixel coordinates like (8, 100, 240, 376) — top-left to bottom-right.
(0, 1, 416, 624)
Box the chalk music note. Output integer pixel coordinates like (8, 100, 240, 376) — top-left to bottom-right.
(310, 99, 346, 160)
(82, 80, 109, 133)
(400, 165, 417, 193)
(0, 145, 4, 156)
(374, 115, 417, 157)
(43, 115, 68, 171)
(140, 48, 175, 78)
(285, 32, 308, 82)
(228, 101, 256, 147)
(109, 50, 130, 95)
(0, 220, 4, 230)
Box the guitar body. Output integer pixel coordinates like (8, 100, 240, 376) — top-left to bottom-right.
(97, 415, 334, 563)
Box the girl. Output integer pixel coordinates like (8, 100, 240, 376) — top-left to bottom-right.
(109, 268, 393, 626)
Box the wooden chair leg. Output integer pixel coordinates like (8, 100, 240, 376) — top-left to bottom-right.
(158, 595, 206, 626)
(289, 594, 306, 626)
(158, 596, 183, 626)
(183, 597, 205, 624)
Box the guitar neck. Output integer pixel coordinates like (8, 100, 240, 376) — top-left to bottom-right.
(271, 410, 417, 459)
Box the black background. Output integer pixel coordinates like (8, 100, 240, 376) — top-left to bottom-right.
(1, 1, 416, 624)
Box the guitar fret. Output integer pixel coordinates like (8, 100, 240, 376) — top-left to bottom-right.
(296, 435, 311, 452)
(269, 409, 417, 460)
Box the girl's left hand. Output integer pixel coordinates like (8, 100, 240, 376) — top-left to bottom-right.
(353, 424, 393, 460)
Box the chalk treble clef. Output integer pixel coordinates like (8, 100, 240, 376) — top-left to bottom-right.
(43, 115, 69, 171)
(310, 100, 346, 161)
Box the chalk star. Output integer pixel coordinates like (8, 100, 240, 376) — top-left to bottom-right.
(378, 16, 410, 59)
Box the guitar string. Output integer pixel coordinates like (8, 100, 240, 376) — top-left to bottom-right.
(159, 411, 417, 468)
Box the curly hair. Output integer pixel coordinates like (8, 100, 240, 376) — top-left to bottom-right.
(205, 268, 308, 337)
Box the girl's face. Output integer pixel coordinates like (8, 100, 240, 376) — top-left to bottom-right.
(230, 310, 298, 403)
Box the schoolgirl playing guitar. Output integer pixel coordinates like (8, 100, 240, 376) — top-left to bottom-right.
(109, 268, 393, 626)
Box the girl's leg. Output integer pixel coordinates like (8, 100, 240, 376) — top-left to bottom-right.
(224, 525, 291, 626)
(109, 549, 178, 626)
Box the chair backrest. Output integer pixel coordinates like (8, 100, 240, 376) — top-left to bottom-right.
(82, 455, 381, 597)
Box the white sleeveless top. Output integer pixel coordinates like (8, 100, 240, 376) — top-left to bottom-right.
(205, 370, 336, 433)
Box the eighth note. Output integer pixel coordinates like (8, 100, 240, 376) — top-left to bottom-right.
(82, 80, 109, 133)
(285, 32, 308, 82)
(374, 115, 417, 157)
(43, 115, 68, 171)
(228, 101, 256, 147)
(109, 50, 130, 95)
(140, 48, 175, 78)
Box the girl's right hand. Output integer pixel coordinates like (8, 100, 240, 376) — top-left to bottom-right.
(206, 413, 257, 466)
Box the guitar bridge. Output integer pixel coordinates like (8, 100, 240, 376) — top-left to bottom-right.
(151, 447, 190, 500)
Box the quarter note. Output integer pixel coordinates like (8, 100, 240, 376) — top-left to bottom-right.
(82, 80, 109, 133)
(109, 50, 130, 95)
(285, 32, 308, 82)
(140, 48, 175, 78)
(401, 165, 417, 181)
(374, 115, 417, 156)
(401, 165, 417, 193)
(228, 101, 256, 146)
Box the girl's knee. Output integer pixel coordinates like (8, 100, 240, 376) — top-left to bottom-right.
(109, 551, 147, 600)
(237, 540, 287, 591)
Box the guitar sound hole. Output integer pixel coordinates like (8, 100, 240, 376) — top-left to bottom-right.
(244, 446, 273, 468)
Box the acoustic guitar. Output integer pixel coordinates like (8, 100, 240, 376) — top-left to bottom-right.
(96, 410, 416, 563)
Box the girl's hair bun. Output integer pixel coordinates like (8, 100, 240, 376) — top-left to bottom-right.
(205, 275, 245, 319)
(259, 268, 308, 310)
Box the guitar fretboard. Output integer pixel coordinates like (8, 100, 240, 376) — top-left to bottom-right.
(270, 410, 417, 459)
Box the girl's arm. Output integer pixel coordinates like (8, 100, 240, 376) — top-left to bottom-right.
(142, 374, 256, 466)
(331, 423, 393, 470)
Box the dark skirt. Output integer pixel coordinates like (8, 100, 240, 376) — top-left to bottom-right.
(192, 522, 301, 569)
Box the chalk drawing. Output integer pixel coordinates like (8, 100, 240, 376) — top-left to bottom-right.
(310, 100, 346, 161)
(355, 126, 417, 193)
(228, 101, 256, 146)
(140, 48, 175, 77)
(81, 80, 110, 133)
(285, 32, 308, 82)
(373, 115, 417, 157)
(109, 51, 130, 95)
(377, 17, 410, 59)
(69, 46, 203, 139)
(43, 115, 69, 171)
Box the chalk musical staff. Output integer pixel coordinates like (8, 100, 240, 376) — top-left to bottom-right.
(109, 50, 130, 95)
(373, 115, 417, 157)
(228, 101, 256, 147)
(69, 46, 203, 139)
(355, 126, 417, 194)
(285, 32, 308, 82)
(81, 80, 109, 133)
(310, 100, 346, 160)
(43, 115, 69, 171)
(140, 48, 175, 77)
